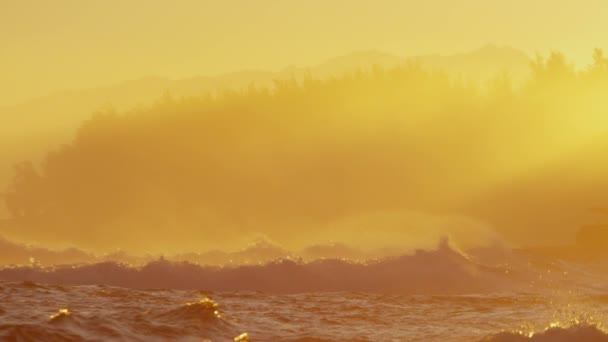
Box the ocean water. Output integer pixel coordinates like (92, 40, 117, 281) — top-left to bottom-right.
(1, 282, 608, 341)
(2, 242, 608, 341)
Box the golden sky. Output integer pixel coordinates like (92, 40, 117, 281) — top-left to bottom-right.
(1, 0, 607, 106)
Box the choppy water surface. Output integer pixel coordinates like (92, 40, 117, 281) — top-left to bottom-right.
(2, 281, 608, 341)
(3, 242, 608, 341)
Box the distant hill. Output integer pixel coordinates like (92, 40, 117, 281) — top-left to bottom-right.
(0, 45, 531, 202)
(411, 44, 531, 83)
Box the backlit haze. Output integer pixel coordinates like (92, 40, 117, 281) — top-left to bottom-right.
(3, 0, 608, 105)
(2, 0, 608, 259)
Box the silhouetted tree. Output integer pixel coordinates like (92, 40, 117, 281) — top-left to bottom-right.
(5, 50, 608, 249)
(5, 162, 45, 220)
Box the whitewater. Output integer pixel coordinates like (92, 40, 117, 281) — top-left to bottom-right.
(2, 241, 608, 341)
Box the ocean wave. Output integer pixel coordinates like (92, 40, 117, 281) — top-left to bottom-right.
(0, 234, 398, 267)
(0, 323, 88, 342)
(481, 324, 608, 341)
(48, 308, 72, 323)
(2, 279, 608, 341)
(155, 297, 222, 322)
(285, 338, 369, 342)
(19, 280, 48, 289)
(0, 236, 95, 266)
(0, 239, 529, 293)
(147, 297, 243, 341)
(0, 288, 247, 342)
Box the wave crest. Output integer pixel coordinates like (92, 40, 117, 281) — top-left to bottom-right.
(0, 241, 525, 293)
(156, 297, 222, 322)
(49, 308, 71, 323)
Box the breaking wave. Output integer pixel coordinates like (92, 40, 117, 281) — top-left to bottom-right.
(0, 239, 532, 294)
(2, 238, 603, 294)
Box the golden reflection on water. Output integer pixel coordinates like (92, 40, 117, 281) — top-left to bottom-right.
(49, 308, 70, 320)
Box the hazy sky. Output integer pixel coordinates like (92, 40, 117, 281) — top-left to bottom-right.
(1, 0, 607, 106)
